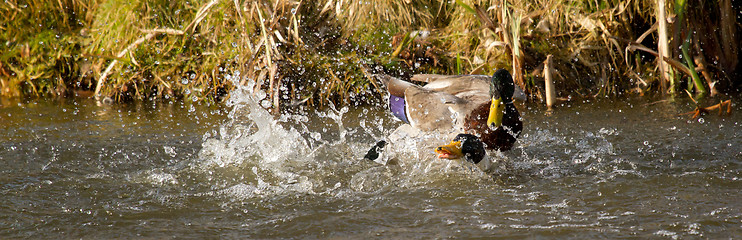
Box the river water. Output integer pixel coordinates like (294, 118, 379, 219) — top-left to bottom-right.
(1, 85, 741, 238)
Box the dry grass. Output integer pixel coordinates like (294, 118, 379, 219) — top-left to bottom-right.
(1, 0, 739, 107)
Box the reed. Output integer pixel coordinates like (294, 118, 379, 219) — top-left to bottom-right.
(1, 0, 739, 108)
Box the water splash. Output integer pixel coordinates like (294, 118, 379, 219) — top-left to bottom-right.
(196, 77, 320, 197)
(190, 74, 665, 203)
(505, 126, 635, 180)
(192, 75, 498, 200)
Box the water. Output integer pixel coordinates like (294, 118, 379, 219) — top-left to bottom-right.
(1, 88, 741, 238)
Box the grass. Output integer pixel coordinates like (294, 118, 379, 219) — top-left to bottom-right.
(1, 0, 740, 108)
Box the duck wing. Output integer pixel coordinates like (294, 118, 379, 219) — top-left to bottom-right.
(404, 85, 487, 132)
(411, 74, 490, 84)
(376, 73, 490, 132)
(413, 74, 527, 102)
(420, 75, 491, 104)
(378, 73, 490, 103)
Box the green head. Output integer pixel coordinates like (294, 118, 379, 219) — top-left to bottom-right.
(487, 69, 515, 129)
(489, 69, 515, 102)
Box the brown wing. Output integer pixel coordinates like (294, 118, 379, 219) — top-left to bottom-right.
(375, 74, 416, 97)
(403, 86, 464, 131)
(411, 74, 490, 84)
(417, 75, 491, 107)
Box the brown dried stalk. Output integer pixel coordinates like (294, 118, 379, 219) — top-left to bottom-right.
(679, 90, 733, 119)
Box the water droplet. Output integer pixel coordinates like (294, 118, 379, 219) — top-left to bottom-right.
(260, 100, 272, 108)
(256, 91, 266, 100)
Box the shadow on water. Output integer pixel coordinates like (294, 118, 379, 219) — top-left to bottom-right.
(1, 83, 742, 238)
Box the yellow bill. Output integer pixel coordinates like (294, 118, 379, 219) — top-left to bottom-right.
(487, 97, 504, 129)
(434, 140, 463, 159)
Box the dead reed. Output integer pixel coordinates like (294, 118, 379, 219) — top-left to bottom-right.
(1, 0, 739, 108)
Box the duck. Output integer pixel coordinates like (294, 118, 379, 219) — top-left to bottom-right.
(434, 133, 486, 164)
(375, 69, 523, 151)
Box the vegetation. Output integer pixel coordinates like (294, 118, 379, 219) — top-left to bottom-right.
(1, 0, 740, 109)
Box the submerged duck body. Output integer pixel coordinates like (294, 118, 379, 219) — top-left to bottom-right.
(377, 69, 523, 151)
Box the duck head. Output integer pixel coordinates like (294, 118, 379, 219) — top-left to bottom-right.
(434, 134, 486, 164)
(487, 69, 515, 129)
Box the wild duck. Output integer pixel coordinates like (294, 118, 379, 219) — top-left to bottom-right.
(434, 133, 486, 164)
(376, 69, 523, 151)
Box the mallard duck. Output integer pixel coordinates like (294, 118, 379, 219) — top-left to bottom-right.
(376, 69, 523, 152)
(434, 133, 486, 164)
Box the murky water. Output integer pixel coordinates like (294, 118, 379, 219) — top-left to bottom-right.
(2, 85, 741, 238)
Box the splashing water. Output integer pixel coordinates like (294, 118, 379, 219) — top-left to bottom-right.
(3, 76, 741, 238)
(194, 75, 502, 201)
(196, 78, 321, 197)
(194, 79, 742, 205)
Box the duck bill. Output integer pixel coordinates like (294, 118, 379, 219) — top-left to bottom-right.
(435, 141, 464, 159)
(487, 97, 505, 129)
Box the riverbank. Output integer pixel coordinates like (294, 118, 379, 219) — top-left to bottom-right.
(2, 0, 740, 109)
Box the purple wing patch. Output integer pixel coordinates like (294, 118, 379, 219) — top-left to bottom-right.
(388, 95, 409, 123)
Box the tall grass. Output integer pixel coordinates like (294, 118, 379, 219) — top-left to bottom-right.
(1, 0, 739, 107)
(1, 0, 96, 97)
